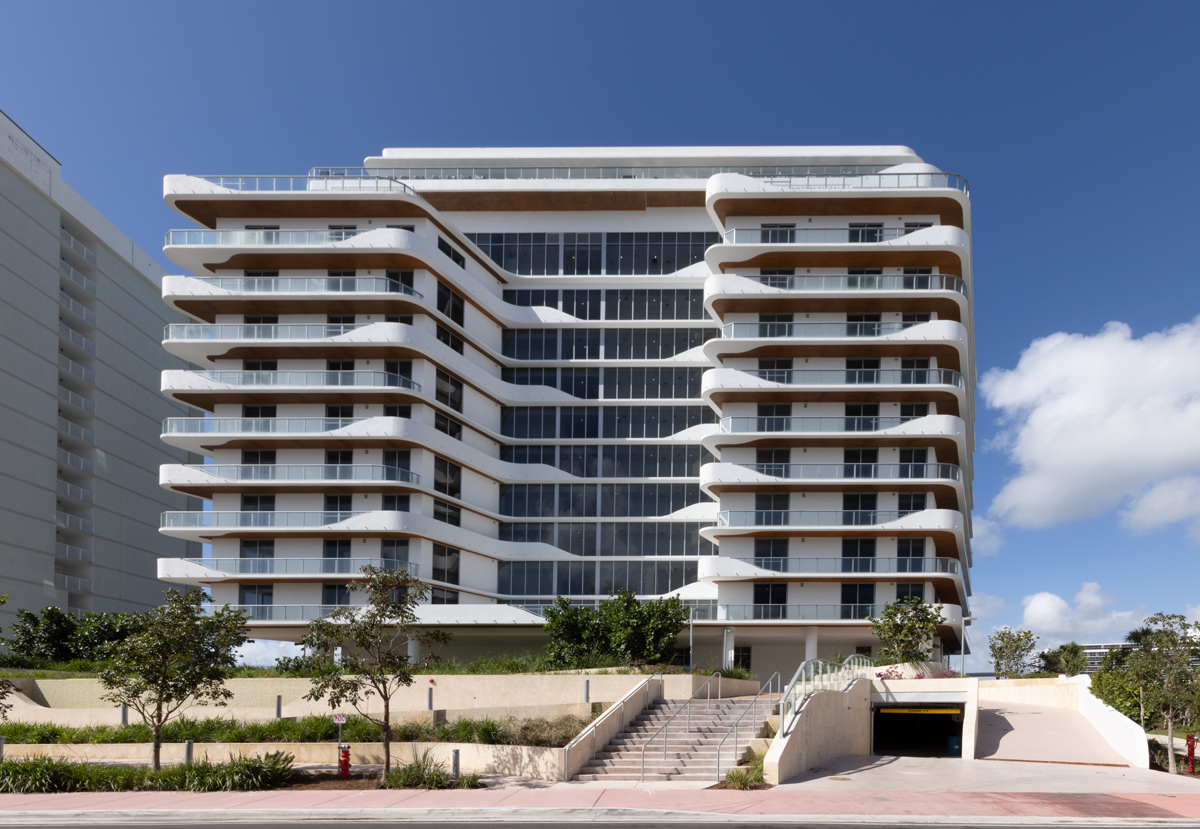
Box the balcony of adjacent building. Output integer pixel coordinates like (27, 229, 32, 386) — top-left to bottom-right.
(704, 168, 970, 234)
(698, 461, 967, 511)
(703, 318, 968, 372)
(700, 367, 968, 417)
(700, 414, 968, 469)
(704, 222, 970, 278)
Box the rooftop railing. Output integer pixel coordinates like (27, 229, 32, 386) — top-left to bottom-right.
(743, 273, 967, 296)
(314, 163, 894, 182)
(719, 415, 921, 433)
(715, 510, 922, 527)
(180, 557, 418, 576)
(163, 417, 366, 435)
(736, 368, 965, 389)
(165, 229, 366, 246)
(721, 321, 924, 339)
(161, 511, 366, 529)
(165, 323, 368, 341)
(184, 275, 422, 298)
(191, 174, 420, 197)
(178, 370, 420, 392)
(729, 556, 961, 576)
(734, 462, 962, 482)
(723, 227, 918, 245)
(759, 172, 968, 195)
(180, 464, 420, 485)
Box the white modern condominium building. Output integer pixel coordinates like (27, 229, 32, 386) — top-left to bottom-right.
(0, 110, 200, 629)
(157, 146, 974, 679)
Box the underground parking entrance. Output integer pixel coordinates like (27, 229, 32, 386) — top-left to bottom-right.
(872, 703, 964, 757)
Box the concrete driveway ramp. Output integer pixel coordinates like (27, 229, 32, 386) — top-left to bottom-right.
(976, 701, 1129, 766)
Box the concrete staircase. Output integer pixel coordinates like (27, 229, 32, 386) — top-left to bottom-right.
(574, 697, 775, 781)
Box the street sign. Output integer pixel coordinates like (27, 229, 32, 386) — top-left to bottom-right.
(333, 713, 347, 723)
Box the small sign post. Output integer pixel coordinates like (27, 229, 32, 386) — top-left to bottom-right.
(334, 712, 346, 745)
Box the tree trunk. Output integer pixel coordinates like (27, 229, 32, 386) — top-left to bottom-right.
(1167, 717, 1177, 775)
(153, 723, 162, 772)
(381, 697, 391, 779)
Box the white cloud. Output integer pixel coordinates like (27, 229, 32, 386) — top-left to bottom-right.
(980, 318, 1200, 531)
(1019, 582, 1142, 645)
(970, 515, 1003, 556)
(1187, 604, 1200, 623)
(967, 592, 1009, 622)
(237, 639, 303, 666)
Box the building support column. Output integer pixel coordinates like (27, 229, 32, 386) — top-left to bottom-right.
(408, 638, 420, 662)
(804, 627, 819, 663)
(722, 628, 735, 669)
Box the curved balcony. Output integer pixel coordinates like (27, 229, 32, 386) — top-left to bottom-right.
(700, 462, 966, 510)
(704, 272, 968, 322)
(701, 367, 968, 417)
(704, 225, 971, 285)
(705, 319, 968, 372)
(160, 464, 420, 498)
(702, 414, 969, 470)
(702, 508, 966, 557)
(158, 556, 418, 586)
(690, 602, 963, 626)
(161, 274, 424, 323)
(161, 369, 420, 411)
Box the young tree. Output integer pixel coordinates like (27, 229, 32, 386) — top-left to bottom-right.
(1088, 648, 1142, 724)
(297, 566, 450, 778)
(988, 627, 1039, 678)
(98, 589, 249, 770)
(543, 591, 689, 668)
(1058, 642, 1087, 676)
(869, 597, 946, 665)
(1125, 613, 1200, 774)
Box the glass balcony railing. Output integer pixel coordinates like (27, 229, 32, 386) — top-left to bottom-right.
(735, 462, 962, 482)
(720, 415, 921, 433)
(737, 368, 965, 389)
(760, 172, 968, 195)
(164, 323, 368, 341)
(730, 556, 961, 575)
(180, 464, 420, 485)
(723, 227, 918, 245)
(180, 557, 418, 576)
(716, 510, 919, 527)
(745, 274, 966, 295)
(191, 174, 421, 197)
(201, 604, 349, 622)
(163, 417, 366, 435)
(690, 604, 892, 621)
(313, 163, 898, 182)
(165, 229, 367, 246)
(721, 321, 925, 339)
(161, 511, 366, 529)
(184, 275, 422, 298)
(177, 370, 420, 392)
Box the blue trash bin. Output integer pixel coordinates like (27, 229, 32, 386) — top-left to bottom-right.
(947, 735, 962, 757)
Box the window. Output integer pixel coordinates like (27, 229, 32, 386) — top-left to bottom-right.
(381, 539, 409, 569)
(842, 493, 877, 525)
(244, 269, 279, 277)
(433, 500, 460, 526)
(384, 403, 412, 418)
(753, 583, 787, 618)
(755, 492, 789, 526)
(902, 312, 932, 325)
(896, 583, 924, 601)
(756, 448, 789, 477)
(324, 494, 351, 520)
(244, 314, 278, 325)
(848, 223, 883, 243)
(841, 538, 876, 573)
(242, 404, 276, 418)
(760, 223, 796, 244)
(239, 585, 273, 620)
(855, 645, 873, 656)
(732, 646, 752, 670)
(432, 544, 460, 585)
(901, 358, 931, 384)
(902, 267, 934, 289)
(758, 268, 795, 288)
(436, 370, 463, 412)
(840, 583, 875, 618)
(438, 237, 466, 268)
(758, 358, 792, 384)
(898, 493, 927, 516)
(756, 402, 791, 432)
(385, 270, 414, 293)
(847, 312, 882, 337)
(435, 412, 463, 439)
(383, 449, 410, 472)
(437, 282, 465, 326)
(847, 268, 883, 289)
(899, 448, 928, 478)
(242, 449, 276, 465)
(754, 538, 788, 572)
(897, 538, 926, 572)
(323, 539, 351, 573)
(845, 358, 880, 384)
(430, 587, 459, 604)
(326, 404, 353, 419)
(437, 324, 464, 354)
(243, 360, 277, 372)
(843, 448, 878, 479)
(322, 584, 350, 606)
(382, 494, 409, 512)
(434, 458, 462, 499)
(241, 494, 274, 512)
(845, 403, 879, 432)
(239, 539, 274, 574)
(900, 402, 929, 419)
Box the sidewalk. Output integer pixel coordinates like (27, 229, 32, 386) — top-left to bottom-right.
(0, 757, 1198, 824)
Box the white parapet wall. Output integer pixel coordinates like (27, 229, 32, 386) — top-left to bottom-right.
(763, 678, 871, 785)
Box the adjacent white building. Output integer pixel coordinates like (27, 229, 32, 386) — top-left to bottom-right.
(0, 109, 200, 629)
(157, 146, 974, 679)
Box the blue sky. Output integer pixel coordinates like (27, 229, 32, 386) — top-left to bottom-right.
(3, 0, 1198, 667)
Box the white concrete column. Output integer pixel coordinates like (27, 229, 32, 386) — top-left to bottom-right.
(408, 638, 421, 662)
(804, 627, 819, 662)
(722, 628, 735, 669)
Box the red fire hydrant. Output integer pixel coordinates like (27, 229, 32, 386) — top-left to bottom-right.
(339, 744, 351, 780)
(1187, 734, 1195, 775)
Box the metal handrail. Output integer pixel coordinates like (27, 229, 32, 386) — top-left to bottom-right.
(640, 671, 722, 781)
(714, 671, 780, 779)
(563, 672, 663, 782)
(778, 655, 874, 736)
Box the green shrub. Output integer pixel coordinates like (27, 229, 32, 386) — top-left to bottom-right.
(724, 750, 765, 789)
(382, 748, 484, 790)
(149, 752, 293, 792)
(0, 753, 292, 793)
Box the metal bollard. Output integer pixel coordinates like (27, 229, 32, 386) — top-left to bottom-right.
(427, 686, 433, 711)
(583, 679, 590, 703)
(120, 704, 128, 726)
(451, 748, 460, 779)
(184, 739, 193, 765)
(275, 695, 282, 719)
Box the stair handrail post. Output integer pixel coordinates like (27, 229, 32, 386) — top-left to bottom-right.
(640, 670, 720, 782)
(564, 671, 662, 782)
(714, 671, 779, 780)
